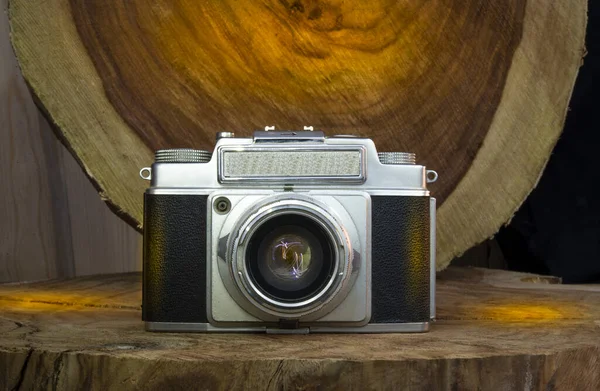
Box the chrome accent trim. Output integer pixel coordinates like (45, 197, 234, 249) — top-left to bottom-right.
(146, 188, 429, 197)
(430, 197, 437, 321)
(364, 190, 429, 196)
(145, 322, 266, 333)
(217, 145, 366, 184)
(146, 188, 214, 195)
(145, 321, 429, 333)
(310, 322, 429, 333)
(253, 130, 325, 142)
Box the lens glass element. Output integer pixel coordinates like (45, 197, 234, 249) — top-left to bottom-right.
(246, 214, 335, 303)
(265, 233, 314, 281)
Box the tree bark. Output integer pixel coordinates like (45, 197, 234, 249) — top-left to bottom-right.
(8, 0, 587, 268)
(0, 267, 599, 390)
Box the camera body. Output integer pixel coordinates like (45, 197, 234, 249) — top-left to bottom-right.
(141, 129, 437, 333)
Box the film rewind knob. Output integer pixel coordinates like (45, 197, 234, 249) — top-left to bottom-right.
(377, 152, 416, 165)
(154, 149, 212, 163)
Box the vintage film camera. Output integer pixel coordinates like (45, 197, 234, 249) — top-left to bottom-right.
(140, 127, 437, 333)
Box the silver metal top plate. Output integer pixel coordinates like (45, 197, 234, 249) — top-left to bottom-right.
(145, 134, 432, 192)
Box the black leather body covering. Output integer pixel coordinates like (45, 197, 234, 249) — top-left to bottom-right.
(142, 194, 208, 323)
(370, 196, 431, 323)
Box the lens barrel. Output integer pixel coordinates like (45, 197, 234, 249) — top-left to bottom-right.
(245, 214, 336, 303)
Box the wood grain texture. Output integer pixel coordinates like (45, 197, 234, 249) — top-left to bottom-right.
(0, 0, 141, 282)
(0, 267, 599, 390)
(8, 0, 587, 268)
(70, 0, 525, 207)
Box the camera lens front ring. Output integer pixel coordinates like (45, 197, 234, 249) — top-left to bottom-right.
(228, 196, 357, 319)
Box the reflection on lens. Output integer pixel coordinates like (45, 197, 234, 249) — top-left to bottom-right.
(246, 214, 335, 303)
(267, 235, 312, 280)
(256, 226, 323, 293)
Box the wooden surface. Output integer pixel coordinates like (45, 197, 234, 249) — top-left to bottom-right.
(0, 267, 598, 390)
(0, 0, 141, 283)
(8, 0, 588, 269)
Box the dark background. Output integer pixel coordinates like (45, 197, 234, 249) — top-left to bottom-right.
(455, 2, 600, 283)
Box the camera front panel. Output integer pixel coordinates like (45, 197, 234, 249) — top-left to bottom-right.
(207, 191, 371, 328)
(142, 193, 208, 324)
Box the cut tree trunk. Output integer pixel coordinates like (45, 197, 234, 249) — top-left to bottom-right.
(8, 0, 587, 268)
(0, 267, 599, 390)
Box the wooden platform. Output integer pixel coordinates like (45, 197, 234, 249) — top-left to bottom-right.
(1, 267, 599, 390)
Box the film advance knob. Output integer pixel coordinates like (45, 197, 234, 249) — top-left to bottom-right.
(377, 152, 416, 165)
(154, 149, 212, 163)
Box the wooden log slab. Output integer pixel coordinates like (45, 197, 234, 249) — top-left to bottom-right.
(0, 267, 599, 390)
(8, 0, 588, 268)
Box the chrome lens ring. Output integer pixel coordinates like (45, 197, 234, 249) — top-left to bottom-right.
(228, 195, 353, 318)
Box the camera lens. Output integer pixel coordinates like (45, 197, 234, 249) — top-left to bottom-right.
(264, 232, 315, 281)
(246, 214, 335, 303)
